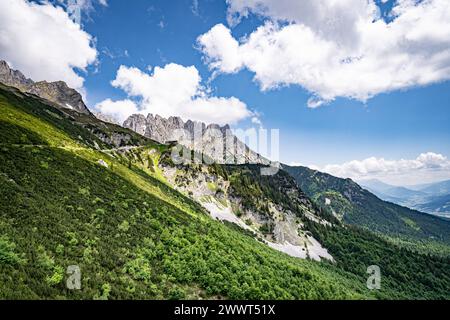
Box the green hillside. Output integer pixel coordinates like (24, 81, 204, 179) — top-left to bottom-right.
(0, 85, 373, 299)
(1, 85, 449, 300)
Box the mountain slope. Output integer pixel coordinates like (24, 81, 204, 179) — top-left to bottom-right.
(415, 194, 450, 217)
(283, 165, 450, 244)
(1, 83, 450, 299)
(159, 160, 450, 299)
(158, 158, 337, 261)
(0, 83, 374, 299)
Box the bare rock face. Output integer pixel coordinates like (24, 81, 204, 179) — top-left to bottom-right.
(124, 113, 268, 165)
(28, 81, 90, 114)
(123, 114, 147, 136)
(92, 112, 121, 125)
(0, 60, 33, 90)
(0, 60, 90, 115)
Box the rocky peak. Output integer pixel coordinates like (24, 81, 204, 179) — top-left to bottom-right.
(92, 111, 121, 125)
(0, 60, 33, 90)
(28, 80, 90, 114)
(168, 116, 184, 127)
(124, 114, 147, 136)
(123, 113, 268, 165)
(0, 60, 90, 115)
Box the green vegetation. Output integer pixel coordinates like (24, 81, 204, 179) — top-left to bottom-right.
(401, 217, 420, 231)
(0, 143, 369, 299)
(1, 85, 449, 300)
(0, 86, 370, 299)
(0, 236, 25, 266)
(206, 181, 218, 192)
(307, 221, 450, 299)
(220, 165, 336, 223)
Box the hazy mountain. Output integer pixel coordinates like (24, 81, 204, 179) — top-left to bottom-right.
(384, 186, 427, 199)
(417, 179, 450, 196)
(415, 194, 450, 218)
(359, 178, 450, 217)
(283, 165, 450, 243)
(358, 179, 395, 194)
(358, 179, 428, 209)
(411, 180, 450, 217)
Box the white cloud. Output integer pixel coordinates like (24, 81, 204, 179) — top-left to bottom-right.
(251, 116, 262, 126)
(0, 0, 97, 89)
(191, 0, 200, 16)
(198, 0, 450, 106)
(94, 99, 138, 123)
(58, 0, 108, 16)
(309, 152, 450, 185)
(198, 24, 243, 74)
(96, 63, 253, 125)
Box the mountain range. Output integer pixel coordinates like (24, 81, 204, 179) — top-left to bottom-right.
(1, 60, 449, 299)
(123, 113, 268, 165)
(284, 166, 450, 242)
(360, 179, 450, 218)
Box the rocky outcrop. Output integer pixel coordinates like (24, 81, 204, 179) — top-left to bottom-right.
(0, 60, 91, 115)
(160, 162, 334, 261)
(0, 60, 33, 91)
(92, 111, 121, 125)
(124, 113, 268, 165)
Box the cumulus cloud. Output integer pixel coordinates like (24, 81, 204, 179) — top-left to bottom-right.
(198, 0, 450, 106)
(94, 99, 138, 123)
(0, 0, 97, 89)
(95, 63, 253, 125)
(309, 152, 450, 185)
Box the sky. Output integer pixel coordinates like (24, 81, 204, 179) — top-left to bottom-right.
(1, 0, 450, 185)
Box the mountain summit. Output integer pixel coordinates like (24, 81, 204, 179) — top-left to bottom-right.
(124, 113, 268, 165)
(0, 60, 90, 115)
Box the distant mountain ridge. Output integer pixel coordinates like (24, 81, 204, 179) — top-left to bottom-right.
(360, 178, 450, 217)
(283, 165, 450, 243)
(359, 179, 427, 204)
(415, 194, 450, 216)
(418, 180, 450, 196)
(124, 113, 268, 165)
(0, 60, 91, 115)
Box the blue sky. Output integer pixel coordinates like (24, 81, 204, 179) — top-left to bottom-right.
(2, 0, 450, 185)
(84, 0, 450, 179)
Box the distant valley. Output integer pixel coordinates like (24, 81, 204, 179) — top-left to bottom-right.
(359, 179, 450, 218)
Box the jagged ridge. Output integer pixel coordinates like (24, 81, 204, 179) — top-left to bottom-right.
(124, 113, 268, 165)
(0, 60, 90, 115)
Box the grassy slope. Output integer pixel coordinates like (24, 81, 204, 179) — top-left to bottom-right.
(0, 87, 372, 299)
